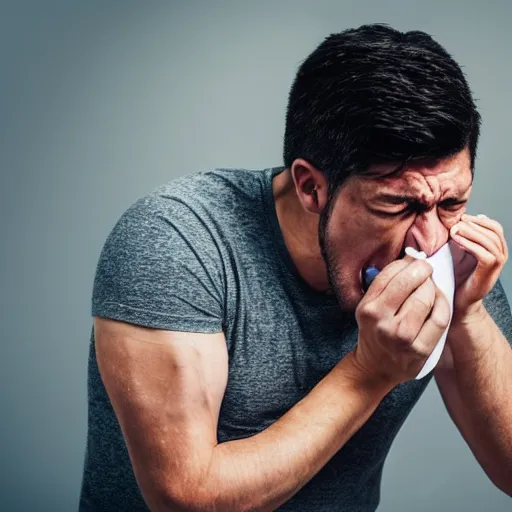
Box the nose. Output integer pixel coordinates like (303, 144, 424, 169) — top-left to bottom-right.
(403, 208, 450, 257)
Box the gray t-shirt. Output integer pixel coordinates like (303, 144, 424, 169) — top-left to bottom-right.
(79, 167, 512, 511)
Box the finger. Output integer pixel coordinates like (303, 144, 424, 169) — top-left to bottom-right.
(463, 214, 508, 260)
(394, 277, 436, 347)
(463, 213, 504, 240)
(466, 218, 503, 253)
(411, 285, 451, 358)
(372, 258, 433, 315)
(448, 238, 478, 288)
(453, 233, 504, 301)
(450, 227, 505, 268)
(453, 219, 503, 258)
(363, 255, 416, 301)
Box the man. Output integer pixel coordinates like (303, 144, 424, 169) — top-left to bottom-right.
(79, 24, 512, 511)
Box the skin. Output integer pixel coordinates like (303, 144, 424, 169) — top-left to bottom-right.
(94, 146, 511, 512)
(274, 147, 473, 312)
(276, 145, 512, 494)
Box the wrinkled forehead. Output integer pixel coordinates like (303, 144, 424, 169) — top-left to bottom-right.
(360, 150, 473, 199)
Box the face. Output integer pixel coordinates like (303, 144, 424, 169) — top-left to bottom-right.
(319, 148, 473, 311)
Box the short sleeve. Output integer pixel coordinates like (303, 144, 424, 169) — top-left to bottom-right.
(91, 193, 225, 333)
(483, 278, 512, 346)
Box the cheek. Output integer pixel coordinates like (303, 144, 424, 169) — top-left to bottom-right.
(442, 208, 466, 229)
(332, 213, 370, 242)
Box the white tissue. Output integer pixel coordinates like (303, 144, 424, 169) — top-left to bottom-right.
(406, 244, 455, 380)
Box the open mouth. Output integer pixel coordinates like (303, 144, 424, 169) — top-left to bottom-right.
(360, 246, 408, 293)
(360, 263, 376, 293)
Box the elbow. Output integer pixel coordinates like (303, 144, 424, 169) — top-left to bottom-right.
(136, 478, 212, 512)
(147, 465, 262, 512)
(160, 489, 260, 512)
(492, 480, 512, 499)
(491, 474, 512, 498)
(484, 459, 512, 498)
(156, 485, 215, 512)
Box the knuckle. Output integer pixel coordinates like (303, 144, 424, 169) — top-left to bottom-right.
(406, 282, 435, 316)
(494, 221, 504, 235)
(413, 344, 432, 359)
(415, 282, 435, 309)
(391, 313, 412, 338)
(394, 322, 414, 347)
(411, 295, 433, 313)
(485, 254, 497, 266)
(420, 259, 434, 272)
(431, 298, 451, 329)
(431, 311, 450, 330)
(409, 260, 433, 280)
(491, 233, 502, 246)
(417, 259, 433, 274)
(357, 302, 379, 322)
(487, 219, 504, 237)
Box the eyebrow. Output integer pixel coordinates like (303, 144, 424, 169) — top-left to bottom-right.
(374, 193, 469, 206)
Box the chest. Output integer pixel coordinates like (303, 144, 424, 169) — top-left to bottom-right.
(218, 288, 358, 440)
(217, 248, 431, 447)
(218, 297, 430, 443)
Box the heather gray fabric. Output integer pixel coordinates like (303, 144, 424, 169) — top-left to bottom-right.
(79, 167, 512, 511)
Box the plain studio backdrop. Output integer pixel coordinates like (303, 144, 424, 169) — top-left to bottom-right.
(1, 1, 511, 511)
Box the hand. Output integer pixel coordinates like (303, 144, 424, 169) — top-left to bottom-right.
(354, 255, 451, 385)
(449, 213, 508, 324)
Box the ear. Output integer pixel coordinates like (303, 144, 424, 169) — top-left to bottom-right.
(290, 158, 329, 214)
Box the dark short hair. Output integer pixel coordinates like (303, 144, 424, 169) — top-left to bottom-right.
(283, 24, 481, 196)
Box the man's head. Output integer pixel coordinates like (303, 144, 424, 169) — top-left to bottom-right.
(283, 24, 479, 311)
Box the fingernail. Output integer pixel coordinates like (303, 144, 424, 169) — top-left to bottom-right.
(451, 225, 458, 235)
(477, 214, 488, 218)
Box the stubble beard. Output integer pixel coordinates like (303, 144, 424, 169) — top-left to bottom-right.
(318, 197, 356, 312)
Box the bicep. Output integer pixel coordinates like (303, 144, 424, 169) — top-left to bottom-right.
(94, 316, 229, 509)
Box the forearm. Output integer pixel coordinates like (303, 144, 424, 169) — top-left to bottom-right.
(165, 351, 394, 512)
(445, 309, 512, 492)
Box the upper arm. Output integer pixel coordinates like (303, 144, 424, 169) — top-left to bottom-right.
(94, 316, 229, 511)
(91, 189, 232, 507)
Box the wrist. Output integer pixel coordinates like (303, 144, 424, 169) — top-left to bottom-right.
(451, 300, 487, 327)
(447, 306, 495, 364)
(339, 350, 397, 398)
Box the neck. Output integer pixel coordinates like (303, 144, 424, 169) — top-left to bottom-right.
(272, 168, 331, 292)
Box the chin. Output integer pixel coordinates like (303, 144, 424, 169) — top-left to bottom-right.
(331, 277, 365, 312)
(348, 288, 365, 312)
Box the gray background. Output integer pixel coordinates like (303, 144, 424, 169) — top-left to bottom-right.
(1, 1, 511, 511)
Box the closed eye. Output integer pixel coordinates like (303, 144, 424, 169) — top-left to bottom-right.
(372, 207, 411, 217)
(440, 200, 467, 211)
(374, 200, 467, 217)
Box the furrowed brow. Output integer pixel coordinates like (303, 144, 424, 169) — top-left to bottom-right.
(375, 193, 468, 206)
(375, 194, 422, 205)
